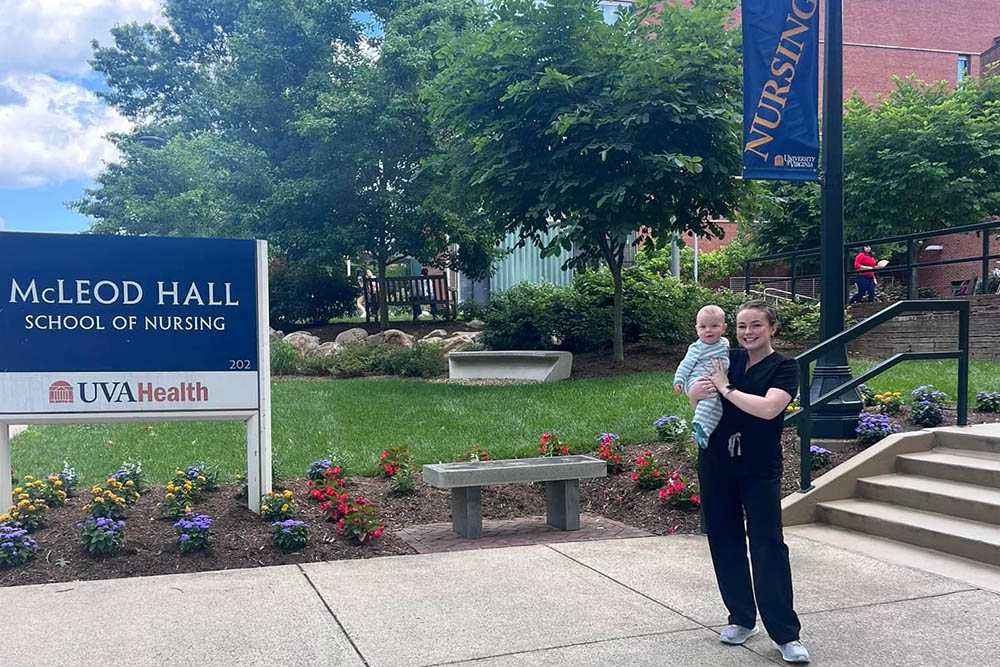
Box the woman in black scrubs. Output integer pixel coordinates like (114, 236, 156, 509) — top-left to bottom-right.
(687, 300, 810, 664)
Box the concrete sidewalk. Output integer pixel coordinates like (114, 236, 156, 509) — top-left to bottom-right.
(2, 533, 998, 666)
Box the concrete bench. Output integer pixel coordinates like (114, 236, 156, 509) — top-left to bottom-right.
(447, 350, 573, 383)
(422, 455, 607, 538)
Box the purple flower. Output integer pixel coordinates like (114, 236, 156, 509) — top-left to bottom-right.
(180, 534, 190, 541)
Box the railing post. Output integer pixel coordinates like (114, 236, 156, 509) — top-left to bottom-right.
(790, 255, 798, 303)
(906, 239, 914, 299)
(798, 364, 813, 493)
(744, 260, 751, 296)
(983, 230, 991, 296)
(957, 303, 970, 427)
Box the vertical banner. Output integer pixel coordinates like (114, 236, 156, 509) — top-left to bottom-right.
(742, 0, 820, 181)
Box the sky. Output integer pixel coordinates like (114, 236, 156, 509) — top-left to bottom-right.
(0, 1, 163, 233)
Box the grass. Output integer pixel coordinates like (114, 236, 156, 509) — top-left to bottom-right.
(12, 359, 1000, 486)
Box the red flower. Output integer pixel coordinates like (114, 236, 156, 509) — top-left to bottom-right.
(653, 470, 661, 478)
(676, 480, 686, 492)
(324, 485, 334, 496)
(690, 494, 700, 505)
(332, 466, 341, 475)
(659, 489, 668, 500)
(307, 480, 314, 488)
(672, 472, 680, 481)
(337, 518, 345, 529)
(560, 446, 569, 455)
(538, 445, 547, 454)
(379, 450, 388, 461)
(669, 525, 677, 534)
(636, 456, 646, 465)
(373, 528, 384, 538)
(337, 503, 348, 516)
(540, 432, 551, 445)
(630, 473, 639, 482)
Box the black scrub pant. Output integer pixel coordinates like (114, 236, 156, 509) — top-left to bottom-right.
(698, 457, 801, 644)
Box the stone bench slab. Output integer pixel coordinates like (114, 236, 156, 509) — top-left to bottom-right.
(423, 455, 606, 489)
(448, 350, 573, 383)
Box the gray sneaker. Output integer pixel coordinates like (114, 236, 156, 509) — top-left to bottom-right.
(773, 640, 810, 663)
(719, 625, 759, 645)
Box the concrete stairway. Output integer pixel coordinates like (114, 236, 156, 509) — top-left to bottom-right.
(816, 428, 1000, 566)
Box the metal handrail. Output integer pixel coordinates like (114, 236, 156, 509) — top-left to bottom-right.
(744, 220, 1000, 301)
(786, 299, 970, 493)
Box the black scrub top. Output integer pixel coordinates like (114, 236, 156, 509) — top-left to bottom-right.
(702, 348, 798, 477)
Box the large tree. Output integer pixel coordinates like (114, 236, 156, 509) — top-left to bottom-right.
(425, 0, 748, 360)
(750, 73, 1000, 255)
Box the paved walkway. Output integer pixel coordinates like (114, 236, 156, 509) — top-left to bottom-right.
(2, 532, 998, 666)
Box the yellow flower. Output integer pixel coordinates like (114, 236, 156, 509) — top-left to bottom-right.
(184, 505, 192, 513)
(91, 486, 102, 495)
(94, 497, 105, 504)
(166, 482, 175, 493)
(261, 504, 269, 512)
(280, 504, 289, 512)
(18, 493, 29, 500)
(0, 514, 9, 521)
(58, 491, 67, 499)
(13, 487, 22, 494)
(54, 479, 63, 487)
(27, 505, 36, 512)
(17, 500, 28, 509)
(165, 493, 175, 500)
(125, 480, 134, 487)
(176, 470, 184, 477)
(283, 490, 292, 499)
(197, 475, 205, 482)
(894, 392, 901, 397)
(23, 475, 34, 482)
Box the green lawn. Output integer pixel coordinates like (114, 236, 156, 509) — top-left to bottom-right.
(11, 359, 1000, 486)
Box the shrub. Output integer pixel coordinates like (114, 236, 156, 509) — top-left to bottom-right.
(272, 520, 309, 551)
(174, 514, 213, 553)
(330, 343, 393, 378)
(872, 391, 904, 416)
(337, 497, 385, 543)
(810, 445, 831, 470)
(271, 341, 299, 375)
(538, 431, 570, 456)
(297, 354, 337, 376)
(382, 343, 445, 378)
(595, 433, 624, 474)
(856, 413, 900, 445)
(269, 258, 357, 329)
(306, 459, 335, 481)
(659, 472, 700, 510)
(479, 282, 569, 351)
(38, 476, 69, 508)
(181, 463, 220, 493)
(318, 491, 351, 522)
(775, 301, 821, 344)
(379, 446, 411, 477)
(976, 391, 1000, 413)
(911, 385, 949, 405)
(858, 384, 877, 407)
(110, 460, 147, 495)
(260, 490, 296, 522)
(631, 451, 666, 490)
(389, 465, 417, 496)
(20, 475, 66, 509)
(81, 517, 126, 555)
(159, 481, 195, 519)
(3, 496, 47, 532)
(0, 524, 38, 568)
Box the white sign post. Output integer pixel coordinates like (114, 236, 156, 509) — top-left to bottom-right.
(1, 234, 272, 513)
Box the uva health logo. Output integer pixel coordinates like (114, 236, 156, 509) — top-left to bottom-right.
(47, 380, 209, 404)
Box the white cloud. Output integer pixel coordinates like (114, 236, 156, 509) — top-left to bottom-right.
(0, 74, 131, 189)
(0, 0, 163, 78)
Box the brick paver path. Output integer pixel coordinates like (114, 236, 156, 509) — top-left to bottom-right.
(396, 514, 652, 554)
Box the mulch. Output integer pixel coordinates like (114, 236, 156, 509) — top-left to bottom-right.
(10, 406, 994, 588)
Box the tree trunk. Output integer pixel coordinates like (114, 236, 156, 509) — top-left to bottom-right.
(611, 261, 624, 362)
(377, 260, 389, 330)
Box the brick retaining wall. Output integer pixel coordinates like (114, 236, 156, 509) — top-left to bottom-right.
(846, 296, 1000, 360)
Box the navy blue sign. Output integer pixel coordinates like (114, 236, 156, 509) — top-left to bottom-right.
(0, 233, 258, 372)
(742, 0, 819, 181)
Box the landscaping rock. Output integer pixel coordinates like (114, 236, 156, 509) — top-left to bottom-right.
(467, 319, 485, 330)
(370, 329, 415, 348)
(335, 327, 370, 347)
(316, 342, 341, 357)
(269, 327, 285, 342)
(451, 331, 483, 342)
(283, 331, 320, 356)
(422, 336, 445, 345)
(441, 334, 475, 354)
(423, 329, 448, 340)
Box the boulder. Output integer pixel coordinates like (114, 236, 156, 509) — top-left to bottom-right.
(376, 329, 415, 348)
(335, 327, 370, 347)
(423, 329, 448, 340)
(283, 331, 320, 356)
(451, 331, 483, 342)
(316, 342, 341, 357)
(466, 319, 485, 330)
(422, 336, 444, 345)
(441, 334, 475, 354)
(269, 327, 285, 342)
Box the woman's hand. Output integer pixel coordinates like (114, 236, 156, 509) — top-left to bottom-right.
(688, 376, 718, 401)
(706, 358, 730, 391)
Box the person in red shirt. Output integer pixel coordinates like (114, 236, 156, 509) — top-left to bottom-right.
(849, 245, 877, 303)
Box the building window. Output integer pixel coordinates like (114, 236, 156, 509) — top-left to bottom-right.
(958, 54, 971, 82)
(598, 1, 630, 25)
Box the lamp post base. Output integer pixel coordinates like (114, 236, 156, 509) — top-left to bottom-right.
(809, 363, 863, 439)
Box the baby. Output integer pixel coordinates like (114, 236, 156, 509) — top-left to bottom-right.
(673, 305, 730, 448)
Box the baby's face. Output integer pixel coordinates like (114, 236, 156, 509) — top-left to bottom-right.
(696, 313, 727, 345)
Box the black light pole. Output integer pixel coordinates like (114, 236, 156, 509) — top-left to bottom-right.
(810, 0, 862, 438)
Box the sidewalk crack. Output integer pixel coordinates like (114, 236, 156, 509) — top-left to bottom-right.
(297, 564, 372, 667)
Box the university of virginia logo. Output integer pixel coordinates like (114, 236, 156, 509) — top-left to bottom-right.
(46, 381, 209, 404)
(48, 381, 74, 404)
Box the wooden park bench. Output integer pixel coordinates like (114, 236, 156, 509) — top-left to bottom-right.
(422, 455, 607, 538)
(363, 274, 455, 323)
(448, 350, 573, 383)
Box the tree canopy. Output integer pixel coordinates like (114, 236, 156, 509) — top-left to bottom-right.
(424, 0, 748, 359)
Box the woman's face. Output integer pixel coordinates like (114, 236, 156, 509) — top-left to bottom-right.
(736, 307, 777, 352)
